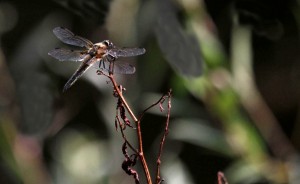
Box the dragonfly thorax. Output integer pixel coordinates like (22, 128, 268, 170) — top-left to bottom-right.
(92, 42, 107, 58)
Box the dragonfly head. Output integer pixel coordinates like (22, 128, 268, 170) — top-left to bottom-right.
(103, 40, 114, 49)
(94, 40, 114, 49)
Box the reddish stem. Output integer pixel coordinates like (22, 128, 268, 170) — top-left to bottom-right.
(155, 90, 172, 184)
(108, 73, 152, 184)
(217, 171, 228, 184)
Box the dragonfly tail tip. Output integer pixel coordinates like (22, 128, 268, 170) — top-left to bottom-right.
(62, 85, 69, 93)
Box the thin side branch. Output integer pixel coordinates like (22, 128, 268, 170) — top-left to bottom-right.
(155, 89, 172, 184)
(138, 91, 169, 122)
(217, 171, 228, 184)
(115, 116, 138, 154)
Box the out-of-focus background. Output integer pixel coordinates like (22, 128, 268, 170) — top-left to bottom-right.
(1, 0, 300, 183)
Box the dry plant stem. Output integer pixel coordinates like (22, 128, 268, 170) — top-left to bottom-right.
(137, 89, 172, 184)
(115, 116, 138, 154)
(155, 90, 172, 184)
(108, 73, 152, 184)
(217, 171, 228, 184)
(138, 90, 170, 121)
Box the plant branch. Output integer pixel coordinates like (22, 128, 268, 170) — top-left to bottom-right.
(155, 89, 172, 184)
(138, 91, 169, 122)
(217, 171, 228, 184)
(107, 73, 152, 184)
(115, 116, 138, 154)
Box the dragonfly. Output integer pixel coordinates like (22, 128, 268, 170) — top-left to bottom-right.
(48, 27, 146, 92)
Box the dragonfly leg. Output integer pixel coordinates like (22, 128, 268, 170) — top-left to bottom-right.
(108, 60, 115, 75)
(98, 59, 103, 68)
(102, 59, 107, 71)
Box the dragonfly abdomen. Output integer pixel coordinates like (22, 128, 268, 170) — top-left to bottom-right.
(63, 54, 93, 92)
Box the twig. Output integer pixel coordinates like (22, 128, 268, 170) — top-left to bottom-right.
(122, 142, 140, 184)
(107, 73, 152, 184)
(155, 89, 172, 184)
(115, 116, 138, 154)
(138, 91, 170, 122)
(217, 171, 228, 184)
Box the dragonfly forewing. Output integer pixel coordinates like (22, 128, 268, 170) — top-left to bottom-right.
(108, 48, 146, 58)
(53, 27, 93, 49)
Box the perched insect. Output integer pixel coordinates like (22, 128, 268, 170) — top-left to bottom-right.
(48, 27, 146, 92)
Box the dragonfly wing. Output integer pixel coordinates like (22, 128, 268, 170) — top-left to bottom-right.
(92, 59, 109, 71)
(53, 27, 93, 48)
(112, 62, 136, 74)
(48, 48, 87, 61)
(63, 57, 95, 92)
(107, 48, 146, 58)
(92, 60, 135, 74)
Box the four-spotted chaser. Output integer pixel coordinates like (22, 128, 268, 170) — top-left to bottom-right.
(48, 27, 146, 92)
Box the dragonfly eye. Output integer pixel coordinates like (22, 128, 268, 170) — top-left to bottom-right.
(103, 40, 114, 48)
